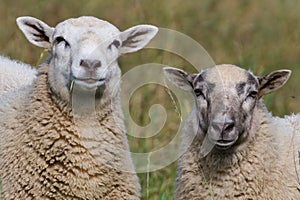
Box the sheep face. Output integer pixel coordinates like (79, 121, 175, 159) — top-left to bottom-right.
(164, 64, 291, 153)
(16, 16, 158, 101)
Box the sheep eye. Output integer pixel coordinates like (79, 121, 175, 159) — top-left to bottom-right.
(108, 40, 121, 49)
(55, 36, 65, 44)
(194, 89, 205, 99)
(54, 36, 69, 47)
(247, 91, 258, 99)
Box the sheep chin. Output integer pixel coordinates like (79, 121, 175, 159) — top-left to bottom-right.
(199, 135, 215, 158)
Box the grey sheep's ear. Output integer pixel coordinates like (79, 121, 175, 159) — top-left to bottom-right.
(16, 16, 54, 50)
(119, 25, 158, 54)
(163, 67, 196, 91)
(258, 69, 292, 98)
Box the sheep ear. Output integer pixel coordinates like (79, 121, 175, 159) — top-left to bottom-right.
(16, 16, 54, 50)
(163, 67, 196, 91)
(119, 25, 158, 54)
(258, 69, 291, 98)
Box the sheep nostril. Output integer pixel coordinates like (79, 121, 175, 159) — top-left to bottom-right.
(92, 60, 101, 69)
(223, 122, 234, 133)
(80, 59, 84, 66)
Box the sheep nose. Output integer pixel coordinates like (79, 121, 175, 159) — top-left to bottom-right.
(80, 59, 101, 71)
(211, 119, 235, 138)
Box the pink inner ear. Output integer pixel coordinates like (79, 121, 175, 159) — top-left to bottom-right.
(119, 25, 158, 54)
(258, 70, 291, 97)
(17, 17, 53, 49)
(122, 30, 150, 48)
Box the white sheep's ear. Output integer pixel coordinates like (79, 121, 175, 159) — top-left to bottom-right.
(119, 25, 158, 54)
(163, 67, 196, 91)
(258, 69, 291, 98)
(16, 16, 54, 50)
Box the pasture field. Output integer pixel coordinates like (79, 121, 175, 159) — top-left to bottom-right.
(1, 0, 300, 199)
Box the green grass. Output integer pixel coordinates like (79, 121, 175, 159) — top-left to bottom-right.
(1, 0, 300, 199)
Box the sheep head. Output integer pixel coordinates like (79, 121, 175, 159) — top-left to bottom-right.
(164, 64, 291, 155)
(16, 16, 158, 102)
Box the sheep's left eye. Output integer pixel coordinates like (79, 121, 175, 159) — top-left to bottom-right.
(108, 40, 121, 49)
(247, 91, 258, 99)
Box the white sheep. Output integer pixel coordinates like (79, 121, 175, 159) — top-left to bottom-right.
(0, 16, 158, 199)
(0, 55, 37, 96)
(163, 64, 300, 199)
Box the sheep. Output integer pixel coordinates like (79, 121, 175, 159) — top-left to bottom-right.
(163, 64, 300, 199)
(0, 16, 158, 199)
(0, 55, 37, 96)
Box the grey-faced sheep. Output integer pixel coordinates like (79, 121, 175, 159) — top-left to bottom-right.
(0, 55, 37, 96)
(163, 64, 300, 199)
(0, 16, 158, 199)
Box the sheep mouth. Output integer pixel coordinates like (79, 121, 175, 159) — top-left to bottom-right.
(71, 77, 106, 90)
(76, 78, 105, 84)
(215, 139, 237, 150)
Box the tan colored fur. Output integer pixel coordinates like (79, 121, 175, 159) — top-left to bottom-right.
(176, 103, 300, 199)
(166, 65, 300, 199)
(0, 65, 140, 199)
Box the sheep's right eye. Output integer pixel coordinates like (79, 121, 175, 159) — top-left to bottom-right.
(194, 89, 205, 99)
(54, 36, 69, 47)
(56, 37, 64, 43)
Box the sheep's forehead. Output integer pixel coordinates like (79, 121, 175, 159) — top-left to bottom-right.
(206, 64, 252, 84)
(196, 64, 258, 95)
(53, 16, 120, 42)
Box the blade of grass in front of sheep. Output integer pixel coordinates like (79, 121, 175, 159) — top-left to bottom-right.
(36, 49, 49, 66)
(69, 80, 75, 93)
(146, 152, 152, 200)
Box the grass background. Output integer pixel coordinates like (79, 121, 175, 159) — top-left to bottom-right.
(1, 0, 300, 199)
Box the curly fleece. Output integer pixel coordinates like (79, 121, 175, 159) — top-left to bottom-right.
(175, 103, 300, 200)
(0, 65, 140, 199)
